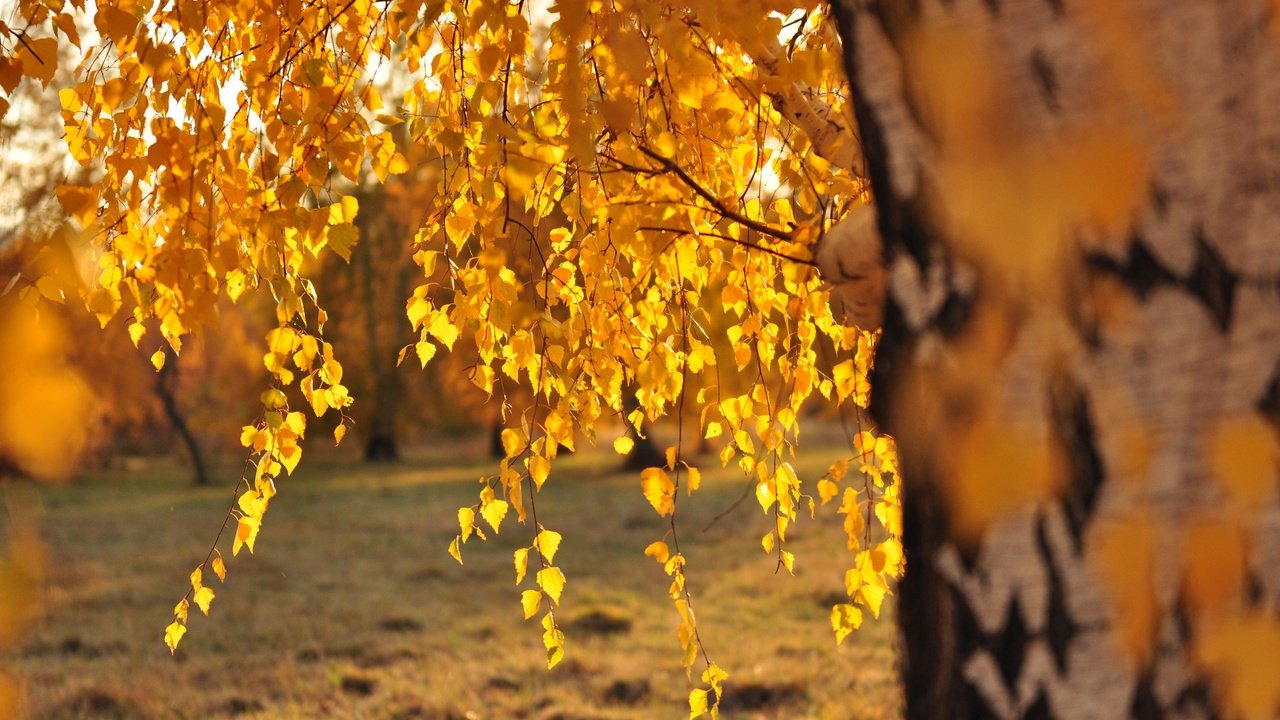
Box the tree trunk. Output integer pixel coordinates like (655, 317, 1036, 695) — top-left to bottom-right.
(356, 192, 403, 463)
(621, 390, 665, 470)
(155, 348, 211, 486)
(830, 2, 1280, 718)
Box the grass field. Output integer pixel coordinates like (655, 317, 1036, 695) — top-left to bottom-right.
(1, 434, 901, 719)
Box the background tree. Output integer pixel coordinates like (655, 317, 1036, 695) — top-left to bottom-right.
(830, 1, 1280, 718)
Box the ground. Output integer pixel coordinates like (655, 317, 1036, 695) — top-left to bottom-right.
(1, 430, 901, 719)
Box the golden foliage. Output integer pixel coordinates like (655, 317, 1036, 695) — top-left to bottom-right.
(2, 0, 900, 706)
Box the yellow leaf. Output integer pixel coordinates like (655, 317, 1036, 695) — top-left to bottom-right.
(427, 313, 461, 350)
(525, 454, 549, 489)
(96, 7, 138, 43)
(233, 516, 260, 556)
(193, 586, 215, 616)
(689, 688, 709, 718)
(514, 548, 529, 584)
(640, 467, 675, 516)
(470, 365, 495, 394)
(150, 349, 166, 371)
(521, 589, 541, 619)
(755, 477, 775, 512)
(56, 184, 98, 226)
(833, 360, 857, 401)
(686, 467, 701, 493)
(535, 529, 562, 563)
(0, 58, 21, 93)
(781, 550, 796, 574)
(831, 603, 863, 644)
(276, 445, 301, 475)
(260, 388, 288, 410)
(415, 341, 436, 368)
(164, 621, 186, 654)
(326, 223, 358, 261)
(536, 566, 566, 604)
(333, 424, 347, 445)
(407, 296, 431, 330)
(211, 554, 226, 582)
(701, 663, 727, 688)
(448, 537, 463, 564)
(328, 194, 359, 223)
(501, 428, 526, 457)
(481, 498, 509, 533)
(645, 540, 670, 564)
(387, 153, 409, 175)
(458, 507, 476, 541)
(542, 612, 565, 668)
(17, 38, 58, 87)
(613, 436, 635, 455)
(284, 412, 306, 438)
(818, 479, 839, 504)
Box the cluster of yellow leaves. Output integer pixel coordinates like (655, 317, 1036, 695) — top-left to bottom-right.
(0, 0, 69, 120)
(9, 0, 904, 699)
(164, 404, 317, 652)
(824, 420, 902, 642)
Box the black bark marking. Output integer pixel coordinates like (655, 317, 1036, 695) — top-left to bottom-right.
(936, 289, 977, 340)
(834, 2, 936, 270)
(1084, 235, 1180, 300)
(1087, 232, 1240, 333)
(1174, 682, 1218, 719)
(1021, 692, 1052, 719)
(1186, 231, 1238, 332)
(950, 582, 1002, 720)
(1049, 371, 1105, 551)
(1036, 517, 1078, 674)
(868, 300, 907, 428)
(1043, 0, 1065, 17)
(900, 479, 969, 720)
(1174, 595, 1195, 644)
(1029, 48, 1060, 112)
(1151, 182, 1170, 217)
(982, 0, 1002, 15)
(993, 596, 1029, 692)
(1165, 604, 1220, 716)
(1130, 671, 1161, 719)
(1245, 571, 1266, 604)
(1257, 363, 1280, 428)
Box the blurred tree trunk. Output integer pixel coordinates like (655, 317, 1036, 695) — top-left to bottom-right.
(355, 192, 408, 462)
(831, 2, 1280, 718)
(620, 391, 664, 470)
(155, 348, 210, 486)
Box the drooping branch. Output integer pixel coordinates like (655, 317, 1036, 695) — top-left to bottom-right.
(632, 145, 796, 242)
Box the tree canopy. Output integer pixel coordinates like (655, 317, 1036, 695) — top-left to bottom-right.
(0, 0, 899, 714)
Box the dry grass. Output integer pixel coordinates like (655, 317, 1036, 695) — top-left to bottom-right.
(1, 433, 901, 719)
